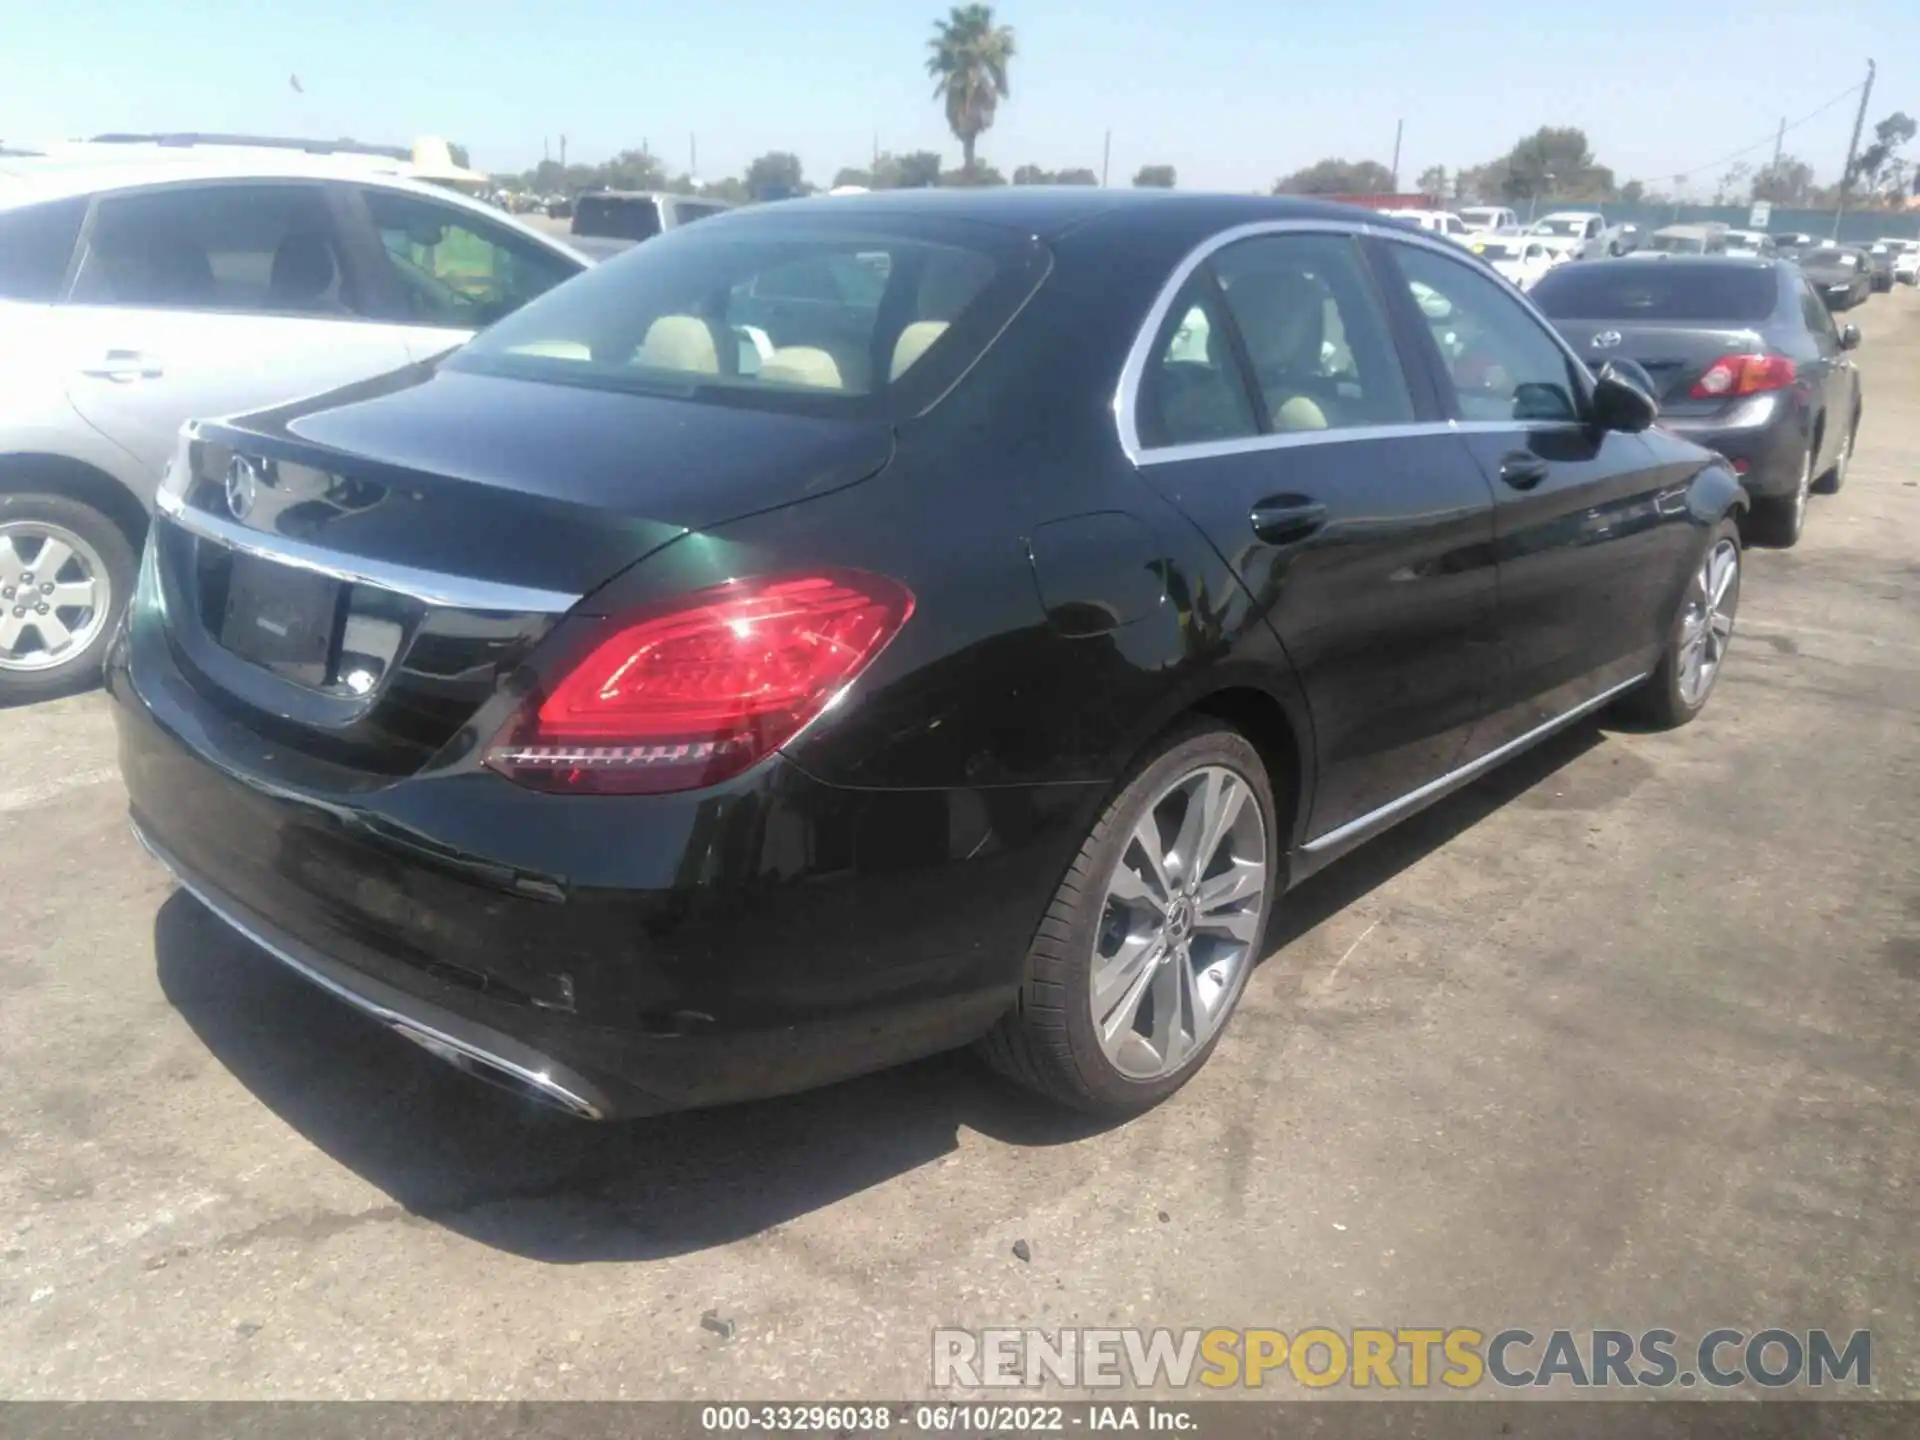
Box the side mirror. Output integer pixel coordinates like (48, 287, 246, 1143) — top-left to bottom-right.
(1590, 362, 1658, 433)
(1839, 324, 1862, 351)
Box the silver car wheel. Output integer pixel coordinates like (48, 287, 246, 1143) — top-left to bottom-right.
(1090, 764, 1268, 1080)
(1677, 537, 1739, 709)
(0, 522, 111, 673)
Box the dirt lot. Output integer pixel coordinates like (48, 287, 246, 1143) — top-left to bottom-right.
(2, 289, 1917, 1401)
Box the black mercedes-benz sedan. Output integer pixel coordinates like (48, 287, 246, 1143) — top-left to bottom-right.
(110, 190, 1748, 1120)
(1530, 255, 1863, 548)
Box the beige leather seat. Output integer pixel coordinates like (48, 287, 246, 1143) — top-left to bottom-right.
(639, 315, 719, 374)
(759, 346, 844, 389)
(889, 320, 949, 381)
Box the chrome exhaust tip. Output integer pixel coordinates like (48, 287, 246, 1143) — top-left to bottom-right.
(390, 1023, 603, 1120)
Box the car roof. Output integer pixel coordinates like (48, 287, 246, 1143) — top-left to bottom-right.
(0, 150, 463, 209)
(755, 186, 1404, 241)
(0, 152, 590, 259)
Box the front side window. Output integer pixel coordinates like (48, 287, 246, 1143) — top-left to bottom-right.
(362, 188, 578, 329)
(0, 197, 86, 301)
(1387, 242, 1582, 424)
(1211, 232, 1415, 434)
(1800, 281, 1839, 341)
(71, 183, 351, 314)
(449, 216, 1045, 419)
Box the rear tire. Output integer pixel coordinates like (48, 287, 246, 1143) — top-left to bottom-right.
(1618, 517, 1741, 730)
(978, 720, 1278, 1114)
(1745, 444, 1812, 548)
(0, 493, 136, 706)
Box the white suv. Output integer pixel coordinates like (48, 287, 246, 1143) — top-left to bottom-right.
(0, 149, 589, 701)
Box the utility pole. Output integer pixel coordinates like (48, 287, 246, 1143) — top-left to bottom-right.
(1101, 129, 1112, 187)
(1832, 58, 1875, 239)
(1772, 115, 1785, 170)
(559, 133, 567, 168)
(689, 133, 697, 179)
(1390, 118, 1404, 192)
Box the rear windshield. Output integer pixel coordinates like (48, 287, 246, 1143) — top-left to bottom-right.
(1647, 232, 1709, 254)
(571, 195, 664, 242)
(450, 212, 1049, 420)
(1530, 264, 1777, 322)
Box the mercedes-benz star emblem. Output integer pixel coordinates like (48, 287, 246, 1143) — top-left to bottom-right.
(225, 456, 262, 521)
(1591, 330, 1624, 349)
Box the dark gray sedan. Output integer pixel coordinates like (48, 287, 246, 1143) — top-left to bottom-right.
(1532, 256, 1863, 548)
(1796, 243, 1872, 310)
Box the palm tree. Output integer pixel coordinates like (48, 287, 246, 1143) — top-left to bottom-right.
(927, 5, 1015, 174)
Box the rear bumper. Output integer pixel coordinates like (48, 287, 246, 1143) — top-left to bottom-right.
(108, 598, 1093, 1119)
(1659, 395, 1806, 499)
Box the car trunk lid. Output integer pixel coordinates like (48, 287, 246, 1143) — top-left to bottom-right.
(1553, 321, 1770, 406)
(149, 364, 894, 777)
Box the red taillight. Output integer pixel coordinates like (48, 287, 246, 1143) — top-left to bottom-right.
(486, 570, 914, 795)
(1689, 353, 1796, 399)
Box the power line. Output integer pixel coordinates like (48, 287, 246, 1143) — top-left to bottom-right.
(1660, 80, 1864, 185)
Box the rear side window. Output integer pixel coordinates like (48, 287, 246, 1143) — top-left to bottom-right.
(1531, 264, 1778, 322)
(571, 195, 663, 242)
(0, 197, 87, 301)
(70, 183, 350, 314)
(450, 217, 1047, 419)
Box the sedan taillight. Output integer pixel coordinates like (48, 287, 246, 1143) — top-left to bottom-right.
(486, 570, 914, 795)
(1690, 354, 1796, 399)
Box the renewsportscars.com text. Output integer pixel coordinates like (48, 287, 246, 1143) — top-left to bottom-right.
(932, 1327, 1872, 1390)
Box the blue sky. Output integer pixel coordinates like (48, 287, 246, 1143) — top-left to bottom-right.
(1, 0, 1907, 195)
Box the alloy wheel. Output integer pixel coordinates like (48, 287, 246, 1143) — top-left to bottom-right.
(1090, 764, 1268, 1080)
(1677, 538, 1739, 709)
(0, 522, 111, 673)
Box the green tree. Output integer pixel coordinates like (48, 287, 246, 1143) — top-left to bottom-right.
(701, 176, 750, 204)
(943, 161, 1006, 186)
(1750, 155, 1815, 206)
(832, 166, 874, 189)
(1469, 126, 1615, 203)
(1133, 163, 1177, 188)
(1850, 112, 1917, 194)
(1273, 158, 1395, 195)
(927, 4, 1016, 172)
(1618, 179, 1646, 204)
(1012, 163, 1052, 185)
(1415, 163, 1447, 197)
(744, 151, 806, 200)
(891, 150, 945, 188)
(1055, 167, 1098, 185)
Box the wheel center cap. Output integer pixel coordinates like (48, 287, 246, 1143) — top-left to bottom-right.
(1166, 897, 1195, 942)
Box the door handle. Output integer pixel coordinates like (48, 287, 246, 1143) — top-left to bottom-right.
(79, 350, 163, 383)
(1249, 497, 1328, 546)
(1498, 452, 1551, 490)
